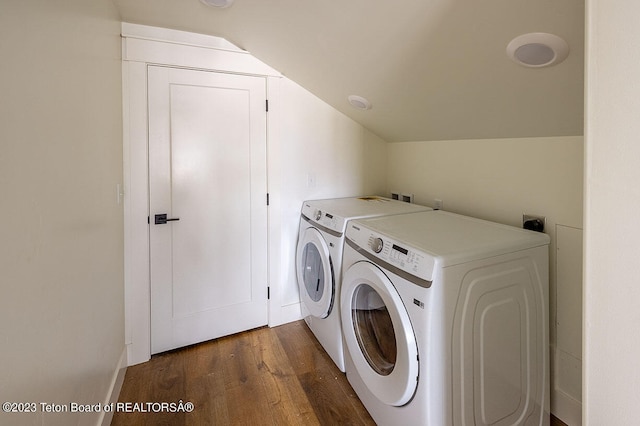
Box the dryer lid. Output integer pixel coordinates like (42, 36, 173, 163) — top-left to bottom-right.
(301, 196, 431, 234)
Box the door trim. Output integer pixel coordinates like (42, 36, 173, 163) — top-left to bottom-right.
(122, 25, 284, 366)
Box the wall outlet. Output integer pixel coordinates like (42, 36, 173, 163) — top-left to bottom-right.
(116, 183, 124, 205)
(433, 198, 443, 210)
(307, 173, 316, 188)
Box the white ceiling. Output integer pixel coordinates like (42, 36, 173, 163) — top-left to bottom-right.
(112, 0, 584, 142)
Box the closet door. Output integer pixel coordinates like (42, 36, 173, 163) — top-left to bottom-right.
(148, 66, 268, 354)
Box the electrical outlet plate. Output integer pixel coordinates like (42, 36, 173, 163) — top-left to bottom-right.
(307, 173, 316, 188)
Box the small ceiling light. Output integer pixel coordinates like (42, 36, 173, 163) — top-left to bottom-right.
(199, 0, 234, 8)
(348, 95, 372, 110)
(506, 33, 569, 68)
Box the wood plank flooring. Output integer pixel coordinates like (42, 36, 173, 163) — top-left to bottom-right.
(112, 320, 374, 425)
(112, 320, 568, 426)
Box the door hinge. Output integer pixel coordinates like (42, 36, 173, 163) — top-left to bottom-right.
(267, 193, 270, 206)
(267, 286, 270, 299)
(265, 99, 269, 112)
(147, 216, 150, 224)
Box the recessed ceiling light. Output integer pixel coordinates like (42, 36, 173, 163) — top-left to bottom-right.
(348, 95, 372, 110)
(506, 33, 569, 68)
(199, 0, 234, 8)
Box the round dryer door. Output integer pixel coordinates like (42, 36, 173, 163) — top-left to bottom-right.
(296, 227, 334, 318)
(341, 260, 419, 406)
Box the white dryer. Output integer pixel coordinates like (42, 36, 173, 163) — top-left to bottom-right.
(340, 210, 550, 425)
(296, 196, 431, 372)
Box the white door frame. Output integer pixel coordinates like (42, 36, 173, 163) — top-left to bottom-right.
(121, 23, 285, 365)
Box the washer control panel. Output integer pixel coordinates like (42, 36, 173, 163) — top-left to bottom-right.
(348, 222, 435, 282)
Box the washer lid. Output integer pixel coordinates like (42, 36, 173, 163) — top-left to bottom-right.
(296, 227, 334, 318)
(348, 210, 550, 269)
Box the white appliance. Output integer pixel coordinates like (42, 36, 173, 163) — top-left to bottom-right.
(340, 210, 550, 425)
(296, 196, 431, 372)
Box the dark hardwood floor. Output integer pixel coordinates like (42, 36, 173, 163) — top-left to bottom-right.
(112, 320, 568, 426)
(112, 320, 374, 425)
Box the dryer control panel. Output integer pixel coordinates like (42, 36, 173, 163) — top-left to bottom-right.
(301, 203, 346, 234)
(347, 222, 435, 283)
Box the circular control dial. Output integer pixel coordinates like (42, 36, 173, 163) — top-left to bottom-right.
(315, 210, 322, 221)
(371, 237, 384, 253)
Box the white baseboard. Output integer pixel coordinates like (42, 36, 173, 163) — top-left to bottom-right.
(97, 347, 128, 426)
(552, 389, 582, 425)
(271, 301, 303, 327)
(551, 345, 582, 425)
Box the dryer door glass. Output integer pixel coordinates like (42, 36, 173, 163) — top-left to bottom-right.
(352, 284, 397, 376)
(296, 227, 334, 318)
(301, 243, 324, 302)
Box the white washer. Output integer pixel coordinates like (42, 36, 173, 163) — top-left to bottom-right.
(341, 210, 550, 425)
(296, 196, 431, 372)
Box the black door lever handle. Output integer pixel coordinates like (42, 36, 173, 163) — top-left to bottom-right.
(155, 214, 180, 225)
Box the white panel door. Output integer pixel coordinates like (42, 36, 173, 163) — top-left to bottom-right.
(148, 66, 268, 354)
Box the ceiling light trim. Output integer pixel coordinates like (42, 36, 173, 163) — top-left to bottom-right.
(348, 95, 372, 110)
(199, 0, 235, 8)
(506, 33, 569, 68)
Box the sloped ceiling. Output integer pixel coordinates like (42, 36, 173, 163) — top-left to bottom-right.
(112, 0, 584, 142)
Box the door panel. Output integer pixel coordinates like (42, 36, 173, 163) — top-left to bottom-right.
(148, 66, 268, 354)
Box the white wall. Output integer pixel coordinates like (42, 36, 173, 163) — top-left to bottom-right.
(387, 136, 584, 422)
(387, 137, 583, 228)
(268, 77, 388, 323)
(584, 0, 640, 423)
(0, 1, 125, 425)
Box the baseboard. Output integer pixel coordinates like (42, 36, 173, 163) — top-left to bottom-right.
(551, 344, 582, 426)
(552, 389, 582, 425)
(97, 347, 128, 426)
(270, 301, 303, 327)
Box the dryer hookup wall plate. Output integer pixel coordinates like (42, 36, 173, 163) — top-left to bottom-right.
(523, 214, 546, 232)
(390, 192, 414, 203)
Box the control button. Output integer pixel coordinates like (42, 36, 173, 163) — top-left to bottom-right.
(371, 237, 384, 253)
(315, 210, 322, 221)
